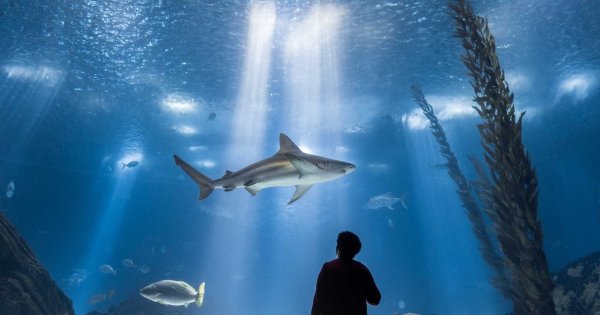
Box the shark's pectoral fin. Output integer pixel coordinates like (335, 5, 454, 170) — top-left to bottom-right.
(286, 154, 320, 179)
(245, 186, 260, 196)
(288, 185, 313, 204)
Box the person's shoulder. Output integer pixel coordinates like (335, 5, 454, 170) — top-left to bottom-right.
(352, 260, 371, 271)
(323, 258, 339, 267)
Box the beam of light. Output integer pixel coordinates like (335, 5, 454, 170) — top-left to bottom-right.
(228, 1, 276, 158)
(1, 62, 65, 159)
(283, 4, 346, 136)
(160, 93, 199, 114)
(272, 4, 349, 306)
(69, 140, 144, 314)
(198, 1, 277, 311)
(280, 3, 349, 224)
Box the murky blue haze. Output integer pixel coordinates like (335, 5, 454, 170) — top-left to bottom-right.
(0, 0, 599, 314)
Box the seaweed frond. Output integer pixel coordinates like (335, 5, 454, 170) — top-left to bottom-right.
(411, 85, 512, 300)
(449, 0, 555, 314)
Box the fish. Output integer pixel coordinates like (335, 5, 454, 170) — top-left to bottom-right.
(208, 112, 216, 121)
(6, 180, 14, 198)
(121, 258, 136, 268)
(99, 264, 117, 276)
(122, 161, 140, 169)
(174, 133, 355, 204)
(88, 293, 106, 305)
(140, 280, 205, 308)
(366, 192, 408, 210)
(88, 289, 116, 305)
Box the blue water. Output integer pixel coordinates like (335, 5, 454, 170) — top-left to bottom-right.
(1, 1, 599, 314)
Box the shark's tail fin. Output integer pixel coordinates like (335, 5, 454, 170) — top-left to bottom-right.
(196, 282, 205, 307)
(173, 155, 215, 200)
(122, 162, 126, 170)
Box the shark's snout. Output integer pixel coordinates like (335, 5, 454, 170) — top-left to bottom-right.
(344, 163, 356, 173)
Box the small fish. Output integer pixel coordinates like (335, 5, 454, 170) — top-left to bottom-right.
(107, 288, 116, 298)
(208, 112, 216, 121)
(6, 180, 14, 198)
(398, 299, 406, 309)
(366, 192, 408, 210)
(99, 264, 117, 276)
(66, 268, 89, 286)
(121, 258, 136, 268)
(140, 280, 205, 308)
(122, 161, 140, 169)
(88, 288, 116, 305)
(88, 293, 106, 305)
(387, 219, 394, 229)
(139, 264, 150, 274)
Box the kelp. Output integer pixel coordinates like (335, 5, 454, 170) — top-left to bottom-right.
(448, 0, 555, 314)
(411, 85, 512, 299)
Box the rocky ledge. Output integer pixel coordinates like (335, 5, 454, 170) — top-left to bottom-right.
(554, 251, 600, 315)
(0, 213, 74, 315)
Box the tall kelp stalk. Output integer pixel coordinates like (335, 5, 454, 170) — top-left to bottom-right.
(411, 85, 511, 299)
(449, 0, 555, 314)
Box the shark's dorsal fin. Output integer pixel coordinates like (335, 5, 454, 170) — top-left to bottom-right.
(288, 185, 313, 204)
(224, 170, 233, 177)
(277, 133, 302, 155)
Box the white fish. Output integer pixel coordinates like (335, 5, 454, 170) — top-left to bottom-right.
(387, 219, 394, 229)
(121, 258, 136, 268)
(366, 192, 408, 210)
(99, 264, 117, 276)
(6, 181, 14, 198)
(140, 280, 205, 308)
(139, 264, 150, 274)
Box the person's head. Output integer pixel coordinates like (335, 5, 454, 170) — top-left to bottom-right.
(336, 231, 362, 259)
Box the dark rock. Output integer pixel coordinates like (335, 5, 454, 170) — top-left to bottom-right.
(86, 295, 200, 315)
(553, 251, 600, 315)
(0, 213, 74, 315)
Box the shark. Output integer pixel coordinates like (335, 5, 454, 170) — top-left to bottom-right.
(173, 133, 355, 204)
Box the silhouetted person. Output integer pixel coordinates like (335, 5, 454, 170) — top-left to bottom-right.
(311, 231, 381, 315)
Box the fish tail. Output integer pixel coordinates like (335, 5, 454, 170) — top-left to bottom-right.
(173, 155, 215, 200)
(122, 162, 126, 170)
(196, 282, 205, 307)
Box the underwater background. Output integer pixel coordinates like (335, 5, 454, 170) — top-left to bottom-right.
(0, 0, 599, 314)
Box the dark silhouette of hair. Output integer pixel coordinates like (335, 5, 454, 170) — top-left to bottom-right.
(336, 231, 362, 259)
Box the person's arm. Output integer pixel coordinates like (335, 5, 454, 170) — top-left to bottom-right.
(311, 264, 327, 315)
(364, 268, 381, 305)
